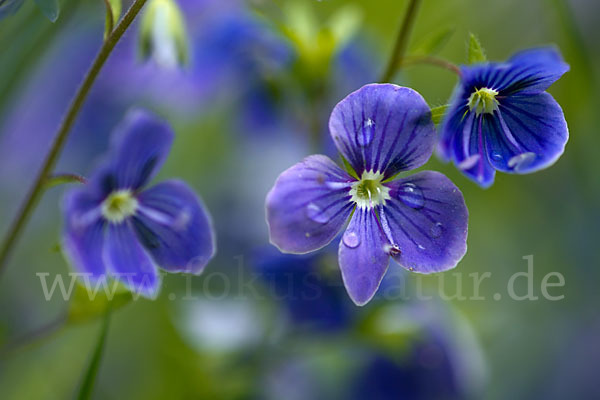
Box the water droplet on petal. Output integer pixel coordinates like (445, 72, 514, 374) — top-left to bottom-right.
(357, 118, 375, 147)
(384, 243, 401, 256)
(430, 222, 443, 238)
(342, 230, 360, 249)
(417, 244, 426, 250)
(457, 154, 480, 170)
(491, 151, 503, 161)
(508, 152, 536, 172)
(306, 203, 330, 224)
(398, 183, 425, 209)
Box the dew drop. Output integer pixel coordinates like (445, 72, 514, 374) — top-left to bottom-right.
(398, 183, 425, 209)
(430, 222, 443, 238)
(457, 154, 480, 170)
(306, 203, 330, 224)
(417, 244, 426, 250)
(491, 151, 503, 161)
(508, 152, 536, 172)
(342, 230, 360, 249)
(357, 118, 375, 147)
(384, 243, 401, 256)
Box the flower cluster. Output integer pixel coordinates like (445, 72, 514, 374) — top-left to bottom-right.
(266, 46, 569, 305)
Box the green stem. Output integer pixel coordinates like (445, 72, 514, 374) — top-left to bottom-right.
(402, 55, 461, 76)
(0, 0, 148, 276)
(379, 0, 423, 83)
(76, 306, 112, 400)
(0, 313, 67, 359)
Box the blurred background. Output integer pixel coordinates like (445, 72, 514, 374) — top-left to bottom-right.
(0, 0, 599, 398)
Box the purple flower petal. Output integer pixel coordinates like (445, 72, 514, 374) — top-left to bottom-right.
(62, 189, 106, 280)
(133, 180, 216, 274)
(109, 109, 174, 190)
(459, 47, 569, 96)
(438, 110, 496, 188)
(338, 208, 389, 306)
(329, 84, 436, 179)
(382, 171, 468, 273)
(103, 222, 160, 298)
(500, 47, 569, 94)
(266, 155, 355, 254)
(488, 93, 568, 173)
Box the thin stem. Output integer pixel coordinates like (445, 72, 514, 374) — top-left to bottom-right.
(380, 0, 423, 83)
(402, 55, 462, 76)
(76, 306, 112, 400)
(0, 313, 67, 359)
(0, 0, 148, 276)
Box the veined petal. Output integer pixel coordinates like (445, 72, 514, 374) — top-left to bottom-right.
(383, 171, 468, 273)
(62, 189, 106, 280)
(103, 222, 160, 298)
(439, 108, 496, 188)
(499, 47, 569, 94)
(133, 180, 216, 274)
(329, 84, 435, 178)
(338, 208, 389, 306)
(266, 155, 355, 254)
(487, 93, 568, 173)
(109, 109, 174, 190)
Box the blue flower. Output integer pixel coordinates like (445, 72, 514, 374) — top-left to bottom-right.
(253, 246, 353, 332)
(439, 47, 570, 188)
(62, 109, 216, 297)
(266, 84, 468, 306)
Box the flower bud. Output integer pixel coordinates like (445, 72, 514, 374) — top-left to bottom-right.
(139, 0, 189, 69)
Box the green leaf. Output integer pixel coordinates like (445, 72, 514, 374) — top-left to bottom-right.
(67, 281, 132, 325)
(34, 0, 60, 23)
(467, 33, 487, 64)
(431, 104, 449, 125)
(104, 0, 122, 38)
(326, 5, 362, 51)
(413, 26, 455, 55)
(45, 173, 86, 189)
(75, 307, 112, 400)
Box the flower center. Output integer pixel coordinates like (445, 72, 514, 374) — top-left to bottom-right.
(468, 87, 499, 115)
(350, 171, 390, 210)
(101, 190, 138, 223)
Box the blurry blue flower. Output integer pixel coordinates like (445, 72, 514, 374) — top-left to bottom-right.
(266, 84, 468, 306)
(253, 246, 353, 332)
(0, 0, 24, 19)
(62, 109, 215, 297)
(349, 301, 486, 400)
(351, 345, 459, 400)
(439, 47, 569, 188)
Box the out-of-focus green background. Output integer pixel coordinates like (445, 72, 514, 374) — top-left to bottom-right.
(0, 0, 598, 399)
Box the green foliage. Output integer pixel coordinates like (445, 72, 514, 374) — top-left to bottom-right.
(34, 0, 59, 22)
(75, 306, 112, 400)
(431, 104, 449, 125)
(273, 1, 362, 77)
(67, 281, 132, 325)
(413, 25, 455, 55)
(139, 0, 189, 67)
(104, 0, 122, 38)
(467, 32, 487, 64)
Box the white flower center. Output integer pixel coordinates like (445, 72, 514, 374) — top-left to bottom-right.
(349, 171, 390, 210)
(468, 87, 499, 115)
(101, 190, 138, 223)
